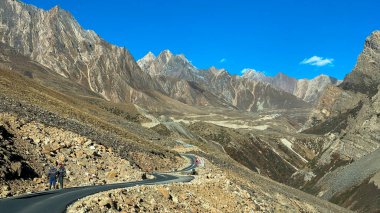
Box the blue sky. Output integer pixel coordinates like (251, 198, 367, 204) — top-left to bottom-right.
(23, 0, 380, 79)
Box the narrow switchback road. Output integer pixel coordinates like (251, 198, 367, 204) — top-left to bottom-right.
(0, 154, 196, 213)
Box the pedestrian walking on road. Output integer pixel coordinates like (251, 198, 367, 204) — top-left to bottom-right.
(195, 157, 200, 166)
(57, 162, 66, 189)
(47, 165, 57, 190)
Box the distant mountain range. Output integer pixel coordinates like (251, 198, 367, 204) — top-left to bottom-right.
(138, 50, 340, 105)
(138, 50, 309, 111)
(242, 69, 341, 103)
(0, 0, 311, 112)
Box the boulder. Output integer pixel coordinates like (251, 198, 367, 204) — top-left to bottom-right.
(57, 153, 66, 162)
(33, 177, 44, 184)
(75, 150, 86, 159)
(1, 185, 11, 197)
(42, 145, 52, 154)
(99, 197, 113, 208)
(158, 187, 170, 199)
(10, 162, 22, 177)
(31, 137, 41, 144)
(50, 142, 61, 152)
(141, 173, 154, 180)
(84, 140, 93, 147)
(106, 171, 118, 179)
(170, 194, 178, 204)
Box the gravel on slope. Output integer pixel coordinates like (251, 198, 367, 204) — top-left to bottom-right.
(315, 147, 380, 200)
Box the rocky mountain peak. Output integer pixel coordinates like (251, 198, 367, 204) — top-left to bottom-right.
(0, 0, 158, 102)
(365, 30, 380, 50)
(145, 51, 156, 59)
(137, 50, 201, 81)
(137, 52, 156, 72)
(50, 5, 61, 12)
(178, 54, 191, 64)
(314, 74, 338, 84)
(208, 66, 227, 77)
(242, 68, 267, 81)
(294, 74, 340, 103)
(341, 30, 380, 95)
(274, 72, 295, 80)
(157, 49, 173, 63)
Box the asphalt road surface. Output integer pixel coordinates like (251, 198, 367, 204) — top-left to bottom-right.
(0, 154, 197, 213)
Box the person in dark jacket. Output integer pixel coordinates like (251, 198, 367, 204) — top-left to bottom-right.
(57, 163, 66, 189)
(47, 165, 57, 190)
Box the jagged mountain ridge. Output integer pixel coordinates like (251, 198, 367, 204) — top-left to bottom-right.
(0, 0, 162, 103)
(242, 69, 341, 103)
(138, 52, 310, 111)
(199, 67, 309, 111)
(0, 0, 307, 113)
(138, 50, 201, 82)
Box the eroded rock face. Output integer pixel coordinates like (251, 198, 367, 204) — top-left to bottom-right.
(341, 31, 380, 95)
(296, 31, 380, 212)
(304, 32, 380, 153)
(0, 125, 38, 184)
(294, 75, 341, 103)
(0, 0, 159, 103)
(303, 85, 365, 130)
(154, 76, 233, 108)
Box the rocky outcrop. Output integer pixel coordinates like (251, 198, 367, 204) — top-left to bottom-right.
(154, 75, 234, 108)
(0, 125, 38, 185)
(294, 75, 341, 103)
(296, 31, 380, 212)
(271, 72, 299, 94)
(340, 31, 380, 96)
(0, 0, 160, 103)
(302, 85, 365, 131)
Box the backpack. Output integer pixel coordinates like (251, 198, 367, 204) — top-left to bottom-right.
(48, 167, 57, 179)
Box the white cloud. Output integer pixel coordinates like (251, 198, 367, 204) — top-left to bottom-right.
(219, 58, 226, 63)
(300, 56, 334, 67)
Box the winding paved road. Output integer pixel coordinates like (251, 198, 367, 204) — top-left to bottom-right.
(0, 154, 196, 213)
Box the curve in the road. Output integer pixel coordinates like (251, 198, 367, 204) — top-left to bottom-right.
(0, 154, 197, 213)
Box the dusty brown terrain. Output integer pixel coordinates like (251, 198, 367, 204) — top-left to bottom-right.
(0, 60, 350, 212)
(0, 67, 185, 173)
(0, 113, 143, 197)
(68, 157, 346, 213)
(0, 1, 375, 212)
